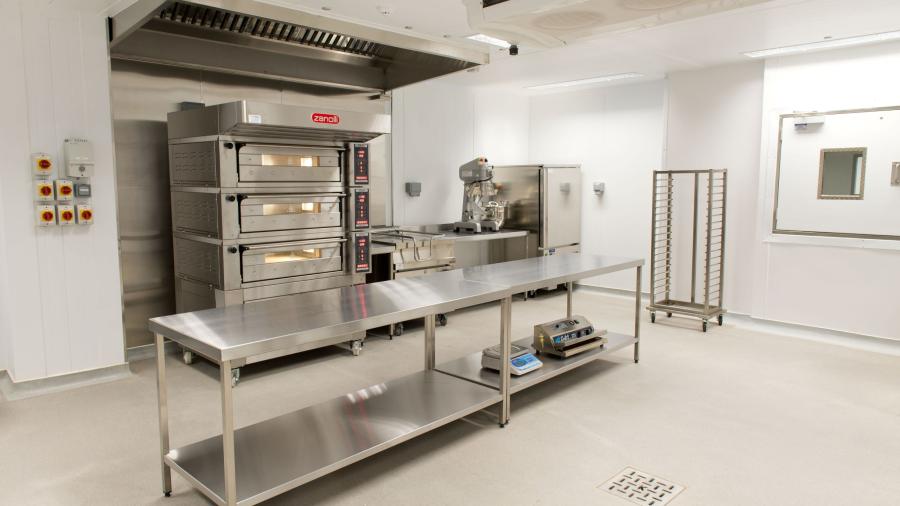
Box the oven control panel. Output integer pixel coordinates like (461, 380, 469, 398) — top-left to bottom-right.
(351, 187, 370, 230)
(353, 232, 371, 273)
(348, 143, 369, 186)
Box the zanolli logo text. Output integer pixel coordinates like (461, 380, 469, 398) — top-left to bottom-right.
(311, 113, 340, 125)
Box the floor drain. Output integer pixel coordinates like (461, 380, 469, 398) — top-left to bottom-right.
(599, 467, 685, 505)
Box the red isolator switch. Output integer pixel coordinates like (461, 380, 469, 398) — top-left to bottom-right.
(58, 205, 75, 226)
(35, 181, 54, 201)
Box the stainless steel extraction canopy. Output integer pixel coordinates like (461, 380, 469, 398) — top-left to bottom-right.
(108, 0, 489, 91)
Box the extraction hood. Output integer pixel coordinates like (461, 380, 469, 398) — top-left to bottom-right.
(464, 0, 774, 48)
(109, 0, 489, 92)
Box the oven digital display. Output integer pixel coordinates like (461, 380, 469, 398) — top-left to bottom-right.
(354, 234, 370, 273)
(354, 189, 369, 229)
(352, 144, 369, 185)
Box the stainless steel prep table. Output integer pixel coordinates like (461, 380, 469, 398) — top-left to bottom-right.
(150, 254, 642, 506)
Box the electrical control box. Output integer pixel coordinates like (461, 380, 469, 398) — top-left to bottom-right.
(57, 205, 76, 226)
(75, 183, 92, 197)
(32, 153, 53, 178)
(64, 138, 94, 178)
(35, 205, 57, 226)
(35, 181, 54, 202)
(54, 179, 74, 201)
(76, 204, 93, 225)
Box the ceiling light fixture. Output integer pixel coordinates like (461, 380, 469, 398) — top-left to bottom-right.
(744, 30, 900, 58)
(526, 72, 644, 90)
(466, 33, 511, 49)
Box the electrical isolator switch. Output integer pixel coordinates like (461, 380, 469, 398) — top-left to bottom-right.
(76, 205, 93, 225)
(55, 180, 74, 201)
(35, 181, 54, 202)
(35, 205, 56, 226)
(58, 205, 75, 226)
(75, 183, 92, 197)
(32, 153, 53, 177)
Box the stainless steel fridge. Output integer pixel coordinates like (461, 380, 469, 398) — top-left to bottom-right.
(492, 164, 582, 258)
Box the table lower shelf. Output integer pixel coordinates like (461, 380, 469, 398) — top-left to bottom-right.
(434, 332, 637, 394)
(165, 370, 499, 506)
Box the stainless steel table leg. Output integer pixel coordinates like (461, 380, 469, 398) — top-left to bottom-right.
(499, 296, 512, 426)
(220, 360, 237, 506)
(566, 281, 574, 318)
(424, 314, 436, 370)
(155, 334, 172, 497)
(634, 265, 642, 364)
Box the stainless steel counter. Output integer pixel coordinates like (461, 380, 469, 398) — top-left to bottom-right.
(150, 254, 643, 506)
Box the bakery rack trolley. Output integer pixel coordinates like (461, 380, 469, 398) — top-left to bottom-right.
(647, 169, 727, 332)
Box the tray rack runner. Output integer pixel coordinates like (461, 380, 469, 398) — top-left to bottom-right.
(647, 169, 727, 332)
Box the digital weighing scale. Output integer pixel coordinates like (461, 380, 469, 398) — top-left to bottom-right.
(481, 344, 543, 375)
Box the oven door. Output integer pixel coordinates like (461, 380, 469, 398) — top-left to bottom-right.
(241, 238, 345, 283)
(239, 193, 343, 233)
(238, 145, 341, 183)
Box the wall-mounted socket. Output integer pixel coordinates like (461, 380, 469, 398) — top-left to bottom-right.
(405, 182, 422, 197)
(593, 182, 606, 195)
(892, 162, 900, 186)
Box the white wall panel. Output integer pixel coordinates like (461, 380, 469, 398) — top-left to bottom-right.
(529, 82, 667, 291)
(0, 0, 125, 381)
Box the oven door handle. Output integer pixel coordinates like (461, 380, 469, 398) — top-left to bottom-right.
(240, 238, 347, 252)
(239, 193, 346, 200)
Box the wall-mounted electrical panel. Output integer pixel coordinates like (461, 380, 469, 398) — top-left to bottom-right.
(32, 153, 53, 178)
(64, 138, 94, 178)
(58, 205, 76, 226)
(35, 205, 56, 226)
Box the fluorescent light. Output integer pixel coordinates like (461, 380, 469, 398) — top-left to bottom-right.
(526, 73, 644, 90)
(744, 30, 900, 58)
(466, 33, 511, 48)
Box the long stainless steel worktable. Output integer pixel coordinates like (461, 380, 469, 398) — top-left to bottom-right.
(150, 254, 643, 506)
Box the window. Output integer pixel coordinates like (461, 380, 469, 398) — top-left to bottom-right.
(818, 148, 866, 200)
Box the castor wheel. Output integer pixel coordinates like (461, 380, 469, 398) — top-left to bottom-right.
(667, 312, 673, 318)
(702, 321, 708, 332)
(393, 322, 404, 337)
(231, 368, 241, 387)
(717, 314, 724, 326)
(436, 314, 448, 327)
(650, 312, 656, 323)
(182, 350, 194, 365)
(164, 492, 171, 497)
(527, 290, 537, 298)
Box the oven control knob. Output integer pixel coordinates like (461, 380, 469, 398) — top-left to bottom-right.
(225, 195, 236, 202)
(228, 247, 238, 254)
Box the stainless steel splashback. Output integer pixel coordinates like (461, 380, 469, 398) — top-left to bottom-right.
(112, 60, 392, 350)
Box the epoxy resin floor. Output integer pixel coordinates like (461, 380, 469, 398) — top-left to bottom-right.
(1, 291, 899, 505)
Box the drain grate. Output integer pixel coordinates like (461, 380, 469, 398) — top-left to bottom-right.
(600, 467, 685, 505)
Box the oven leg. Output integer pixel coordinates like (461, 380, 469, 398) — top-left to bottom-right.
(221, 360, 237, 506)
(155, 334, 172, 497)
(499, 296, 512, 427)
(424, 314, 436, 370)
(566, 281, 574, 318)
(634, 265, 642, 364)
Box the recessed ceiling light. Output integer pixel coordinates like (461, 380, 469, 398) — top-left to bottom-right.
(526, 72, 644, 90)
(466, 33, 511, 49)
(744, 30, 900, 58)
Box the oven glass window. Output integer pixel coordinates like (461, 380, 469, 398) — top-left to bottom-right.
(264, 248, 323, 264)
(262, 202, 322, 215)
(260, 154, 319, 167)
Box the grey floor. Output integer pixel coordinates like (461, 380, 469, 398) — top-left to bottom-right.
(2, 290, 899, 506)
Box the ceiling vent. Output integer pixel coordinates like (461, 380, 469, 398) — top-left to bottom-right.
(465, 0, 773, 48)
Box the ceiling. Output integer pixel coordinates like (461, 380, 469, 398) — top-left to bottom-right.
(266, 0, 900, 90)
(104, 0, 900, 91)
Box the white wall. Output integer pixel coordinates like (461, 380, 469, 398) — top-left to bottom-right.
(665, 62, 764, 314)
(754, 42, 900, 339)
(391, 81, 530, 226)
(529, 81, 668, 291)
(0, 0, 125, 381)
